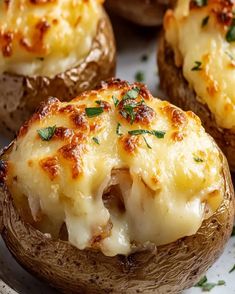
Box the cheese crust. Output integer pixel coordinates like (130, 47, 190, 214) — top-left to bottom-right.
(4, 79, 224, 256)
(164, 0, 235, 130)
(0, 0, 103, 77)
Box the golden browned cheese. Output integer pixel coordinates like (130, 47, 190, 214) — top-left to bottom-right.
(164, 0, 235, 129)
(5, 80, 224, 257)
(0, 0, 104, 77)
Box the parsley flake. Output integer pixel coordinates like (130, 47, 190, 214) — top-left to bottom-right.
(226, 20, 235, 42)
(116, 122, 122, 136)
(135, 71, 145, 83)
(92, 137, 100, 145)
(112, 96, 119, 107)
(123, 105, 136, 124)
(85, 107, 103, 118)
(122, 87, 140, 100)
(229, 264, 235, 273)
(143, 137, 152, 149)
(191, 61, 202, 71)
(128, 129, 166, 138)
(202, 15, 209, 27)
(37, 125, 56, 141)
(194, 156, 204, 163)
(195, 276, 225, 292)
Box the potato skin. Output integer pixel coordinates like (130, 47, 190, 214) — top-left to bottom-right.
(0, 9, 116, 138)
(105, 0, 168, 26)
(158, 36, 235, 172)
(0, 142, 234, 294)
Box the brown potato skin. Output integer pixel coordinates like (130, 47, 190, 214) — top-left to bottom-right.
(157, 36, 235, 172)
(0, 9, 116, 138)
(0, 142, 234, 294)
(105, 0, 168, 26)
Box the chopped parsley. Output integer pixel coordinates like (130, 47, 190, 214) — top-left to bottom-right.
(123, 105, 136, 124)
(191, 61, 202, 71)
(85, 107, 103, 118)
(122, 87, 140, 100)
(194, 156, 204, 163)
(92, 137, 100, 145)
(141, 54, 148, 62)
(128, 129, 166, 139)
(135, 71, 145, 83)
(112, 96, 119, 107)
(226, 20, 235, 42)
(116, 122, 122, 136)
(143, 137, 152, 149)
(231, 226, 235, 236)
(195, 276, 226, 291)
(95, 100, 102, 105)
(37, 125, 56, 141)
(202, 15, 209, 27)
(193, 0, 207, 7)
(229, 264, 235, 273)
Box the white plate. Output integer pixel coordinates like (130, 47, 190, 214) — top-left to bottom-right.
(0, 16, 234, 294)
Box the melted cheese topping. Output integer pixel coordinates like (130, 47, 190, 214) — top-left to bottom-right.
(0, 0, 103, 77)
(164, 0, 235, 129)
(5, 81, 224, 256)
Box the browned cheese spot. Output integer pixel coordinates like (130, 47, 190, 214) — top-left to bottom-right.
(58, 135, 86, 179)
(40, 156, 59, 181)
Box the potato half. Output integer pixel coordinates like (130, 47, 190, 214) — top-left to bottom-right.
(0, 79, 234, 294)
(158, 0, 235, 171)
(0, 6, 116, 137)
(105, 0, 168, 26)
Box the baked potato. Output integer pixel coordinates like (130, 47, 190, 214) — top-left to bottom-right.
(0, 0, 116, 137)
(0, 79, 234, 293)
(158, 0, 235, 171)
(105, 0, 168, 26)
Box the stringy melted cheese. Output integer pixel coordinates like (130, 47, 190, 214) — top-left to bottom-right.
(164, 0, 235, 129)
(5, 81, 224, 256)
(0, 0, 103, 77)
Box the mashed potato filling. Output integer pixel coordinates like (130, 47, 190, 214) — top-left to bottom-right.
(0, 0, 103, 77)
(5, 82, 224, 256)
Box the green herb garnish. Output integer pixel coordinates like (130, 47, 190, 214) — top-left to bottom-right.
(135, 71, 145, 83)
(37, 125, 56, 141)
(217, 280, 226, 286)
(196, 276, 208, 287)
(92, 137, 100, 145)
(128, 129, 166, 138)
(194, 156, 204, 163)
(202, 15, 209, 27)
(116, 122, 122, 136)
(226, 20, 235, 42)
(191, 61, 202, 71)
(229, 264, 235, 273)
(112, 96, 119, 107)
(122, 87, 140, 100)
(195, 276, 225, 291)
(95, 100, 102, 105)
(143, 137, 152, 149)
(123, 105, 136, 124)
(85, 107, 104, 118)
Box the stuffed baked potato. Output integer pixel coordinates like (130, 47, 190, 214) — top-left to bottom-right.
(0, 0, 116, 137)
(158, 0, 235, 171)
(0, 79, 234, 293)
(105, 0, 168, 26)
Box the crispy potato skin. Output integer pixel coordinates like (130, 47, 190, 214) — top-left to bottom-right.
(0, 140, 234, 293)
(0, 9, 116, 138)
(158, 36, 235, 171)
(105, 0, 168, 26)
